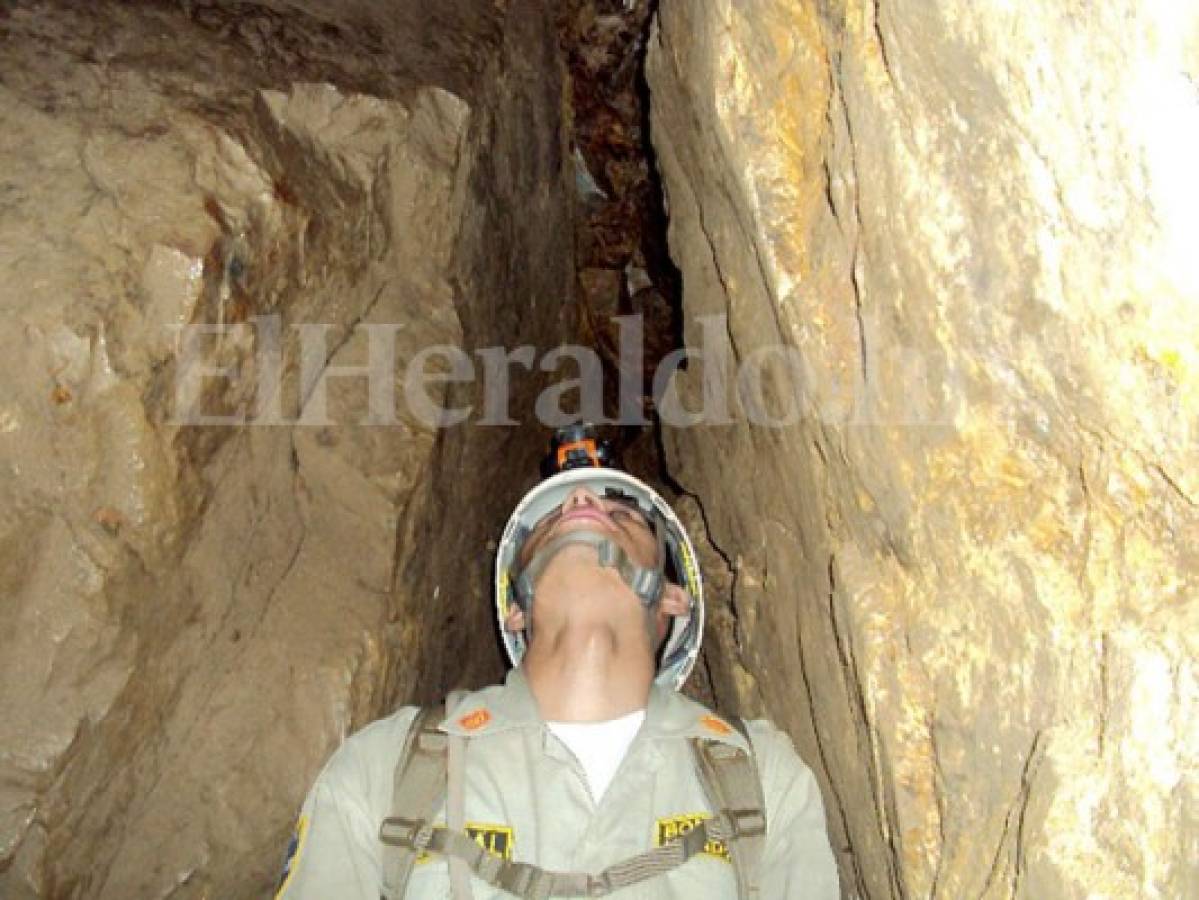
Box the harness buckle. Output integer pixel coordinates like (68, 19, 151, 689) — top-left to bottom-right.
(379, 816, 431, 849)
(496, 861, 542, 896)
(414, 730, 449, 753)
(723, 807, 767, 839)
(586, 872, 614, 896)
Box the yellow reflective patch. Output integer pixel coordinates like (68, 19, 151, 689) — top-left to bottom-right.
(654, 813, 730, 863)
(415, 822, 515, 866)
(466, 822, 514, 859)
(273, 813, 309, 898)
(677, 541, 701, 597)
(498, 571, 510, 613)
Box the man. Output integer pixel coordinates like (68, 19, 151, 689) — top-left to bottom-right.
(275, 425, 839, 898)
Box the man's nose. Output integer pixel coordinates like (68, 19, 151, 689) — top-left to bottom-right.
(562, 486, 603, 512)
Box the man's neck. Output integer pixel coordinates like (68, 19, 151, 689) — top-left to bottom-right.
(523, 622, 654, 722)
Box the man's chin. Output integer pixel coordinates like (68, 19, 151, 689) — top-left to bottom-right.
(537, 556, 639, 604)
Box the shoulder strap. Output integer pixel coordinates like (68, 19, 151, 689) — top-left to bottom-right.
(690, 718, 767, 900)
(379, 704, 449, 900)
(445, 691, 474, 900)
(379, 703, 766, 900)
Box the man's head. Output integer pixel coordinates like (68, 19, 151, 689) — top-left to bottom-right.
(493, 427, 705, 690)
(503, 485, 693, 643)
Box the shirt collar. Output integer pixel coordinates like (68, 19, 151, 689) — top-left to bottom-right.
(641, 684, 752, 752)
(440, 668, 751, 752)
(439, 668, 541, 736)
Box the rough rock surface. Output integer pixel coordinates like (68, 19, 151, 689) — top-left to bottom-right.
(0, 1, 570, 896)
(389, 0, 577, 708)
(7, 0, 1197, 897)
(648, 1, 1198, 898)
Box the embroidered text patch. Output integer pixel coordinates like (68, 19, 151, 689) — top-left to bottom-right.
(654, 813, 730, 862)
(416, 822, 515, 865)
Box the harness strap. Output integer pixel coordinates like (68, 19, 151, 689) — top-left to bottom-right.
(379, 705, 448, 900)
(516, 530, 665, 611)
(420, 811, 740, 898)
(690, 728, 768, 899)
(380, 703, 768, 900)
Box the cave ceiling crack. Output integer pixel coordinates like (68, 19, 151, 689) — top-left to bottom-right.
(691, 158, 791, 360)
(684, 481, 742, 650)
(211, 437, 303, 645)
(209, 479, 277, 640)
(1098, 631, 1110, 759)
(693, 198, 733, 334)
(1075, 456, 1096, 594)
(1150, 461, 1196, 509)
(927, 714, 949, 900)
(824, 48, 869, 391)
(250, 441, 308, 638)
(1077, 417, 1196, 509)
(296, 280, 390, 416)
(826, 552, 909, 899)
(794, 595, 870, 900)
(977, 729, 1045, 900)
(869, 0, 897, 90)
(384, 447, 431, 617)
(651, 422, 754, 709)
(714, 165, 791, 351)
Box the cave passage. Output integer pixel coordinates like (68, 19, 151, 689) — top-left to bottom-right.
(0, 1, 1195, 899)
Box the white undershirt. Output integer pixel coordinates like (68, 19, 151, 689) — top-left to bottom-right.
(546, 709, 647, 801)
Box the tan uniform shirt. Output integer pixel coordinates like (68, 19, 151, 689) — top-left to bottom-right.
(276, 670, 839, 899)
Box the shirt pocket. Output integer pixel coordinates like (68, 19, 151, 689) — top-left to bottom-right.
(656, 852, 740, 899)
(404, 856, 450, 899)
(407, 857, 539, 900)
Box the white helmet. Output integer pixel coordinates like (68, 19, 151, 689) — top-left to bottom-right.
(493, 426, 705, 690)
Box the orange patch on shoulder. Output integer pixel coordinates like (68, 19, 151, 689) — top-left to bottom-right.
(700, 715, 733, 736)
(458, 708, 492, 731)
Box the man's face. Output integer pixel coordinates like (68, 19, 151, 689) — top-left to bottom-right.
(518, 486, 660, 571)
(505, 484, 692, 650)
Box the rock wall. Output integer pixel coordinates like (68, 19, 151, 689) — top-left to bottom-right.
(648, 1, 1197, 898)
(0, 1, 570, 896)
(6, 0, 1195, 897)
(390, 0, 577, 707)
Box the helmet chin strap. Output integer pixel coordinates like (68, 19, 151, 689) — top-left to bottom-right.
(514, 525, 667, 630)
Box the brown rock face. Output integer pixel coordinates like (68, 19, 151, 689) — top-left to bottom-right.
(648, 1, 1197, 898)
(2, 0, 1196, 897)
(0, 1, 570, 897)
